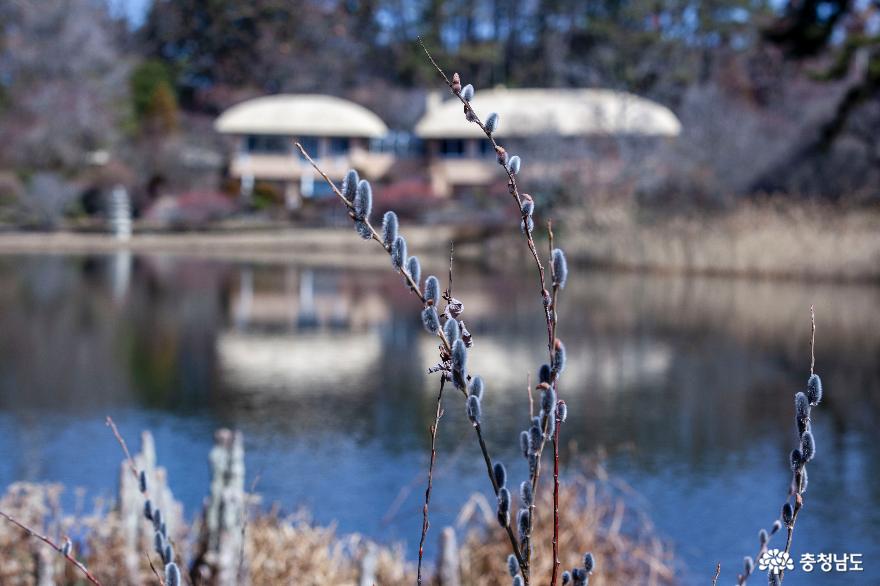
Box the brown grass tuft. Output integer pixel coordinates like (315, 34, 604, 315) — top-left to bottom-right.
(458, 475, 675, 586)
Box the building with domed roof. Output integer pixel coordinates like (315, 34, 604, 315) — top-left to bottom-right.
(216, 89, 682, 206)
(414, 88, 682, 197)
(215, 94, 394, 208)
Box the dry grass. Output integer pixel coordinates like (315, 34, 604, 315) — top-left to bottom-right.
(245, 512, 413, 585)
(0, 483, 65, 585)
(458, 472, 675, 586)
(562, 200, 880, 281)
(0, 468, 673, 585)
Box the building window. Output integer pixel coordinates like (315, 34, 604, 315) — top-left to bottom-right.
(311, 181, 335, 198)
(477, 140, 494, 157)
(439, 138, 466, 158)
(371, 132, 422, 157)
(245, 135, 290, 154)
(329, 137, 350, 155)
(297, 136, 320, 159)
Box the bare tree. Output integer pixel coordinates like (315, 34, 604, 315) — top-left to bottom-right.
(0, 0, 129, 170)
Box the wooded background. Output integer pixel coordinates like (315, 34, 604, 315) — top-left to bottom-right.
(1, 0, 878, 209)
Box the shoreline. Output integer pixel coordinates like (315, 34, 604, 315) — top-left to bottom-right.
(1, 206, 879, 282)
(0, 226, 459, 268)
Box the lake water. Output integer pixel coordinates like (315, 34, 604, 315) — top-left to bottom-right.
(0, 252, 877, 584)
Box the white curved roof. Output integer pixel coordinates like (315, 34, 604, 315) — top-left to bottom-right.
(215, 94, 388, 138)
(415, 88, 681, 138)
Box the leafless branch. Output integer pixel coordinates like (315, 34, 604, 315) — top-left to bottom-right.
(417, 36, 554, 355)
(417, 378, 446, 585)
(550, 401, 565, 586)
(417, 39, 574, 583)
(106, 416, 138, 482)
(810, 304, 815, 376)
(105, 416, 170, 584)
(0, 510, 103, 585)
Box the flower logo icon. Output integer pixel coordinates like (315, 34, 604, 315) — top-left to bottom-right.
(758, 549, 794, 574)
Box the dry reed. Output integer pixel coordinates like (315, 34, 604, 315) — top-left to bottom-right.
(0, 470, 673, 586)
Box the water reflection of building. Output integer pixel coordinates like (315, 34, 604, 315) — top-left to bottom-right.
(219, 267, 392, 392)
(420, 334, 672, 393)
(226, 267, 391, 331)
(414, 88, 682, 197)
(217, 265, 675, 398)
(214, 95, 393, 208)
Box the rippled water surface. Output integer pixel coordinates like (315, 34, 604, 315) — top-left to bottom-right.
(0, 253, 877, 584)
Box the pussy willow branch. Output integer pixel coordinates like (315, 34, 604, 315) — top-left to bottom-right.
(417, 377, 445, 586)
(779, 500, 802, 583)
(295, 143, 431, 305)
(548, 221, 559, 342)
(418, 39, 569, 578)
(0, 510, 103, 585)
(522, 221, 565, 571)
(418, 37, 553, 354)
(713, 563, 721, 586)
(548, 222, 562, 586)
(294, 142, 527, 574)
(476, 420, 529, 574)
(106, 416, 167, 586)
(739, 307, 818, 585)
(779, 307, 818, 583)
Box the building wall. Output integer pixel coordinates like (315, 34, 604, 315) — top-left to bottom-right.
(422, 134, 676, 198)
(227, 135, 394, 208)
(223, 130, 676, 204)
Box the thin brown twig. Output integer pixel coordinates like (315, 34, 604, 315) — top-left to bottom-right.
(810, 304, 815, 376)
(416, 242, 455, 581)
(550, 401, 565, 586)
(417, 377, 446, 585)
(147, 552, 165, 585)
(0, 510, 103, 585)
(105, 416, 171, 583)
(527, 372, 534, 419)
(447, 242, 454, 300)
(381, 435, 470, 526)
(106, 416, 138, 481)
(713, 563, 721, 586)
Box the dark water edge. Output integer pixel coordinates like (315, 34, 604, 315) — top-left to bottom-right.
(0, 253, 877, 585)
